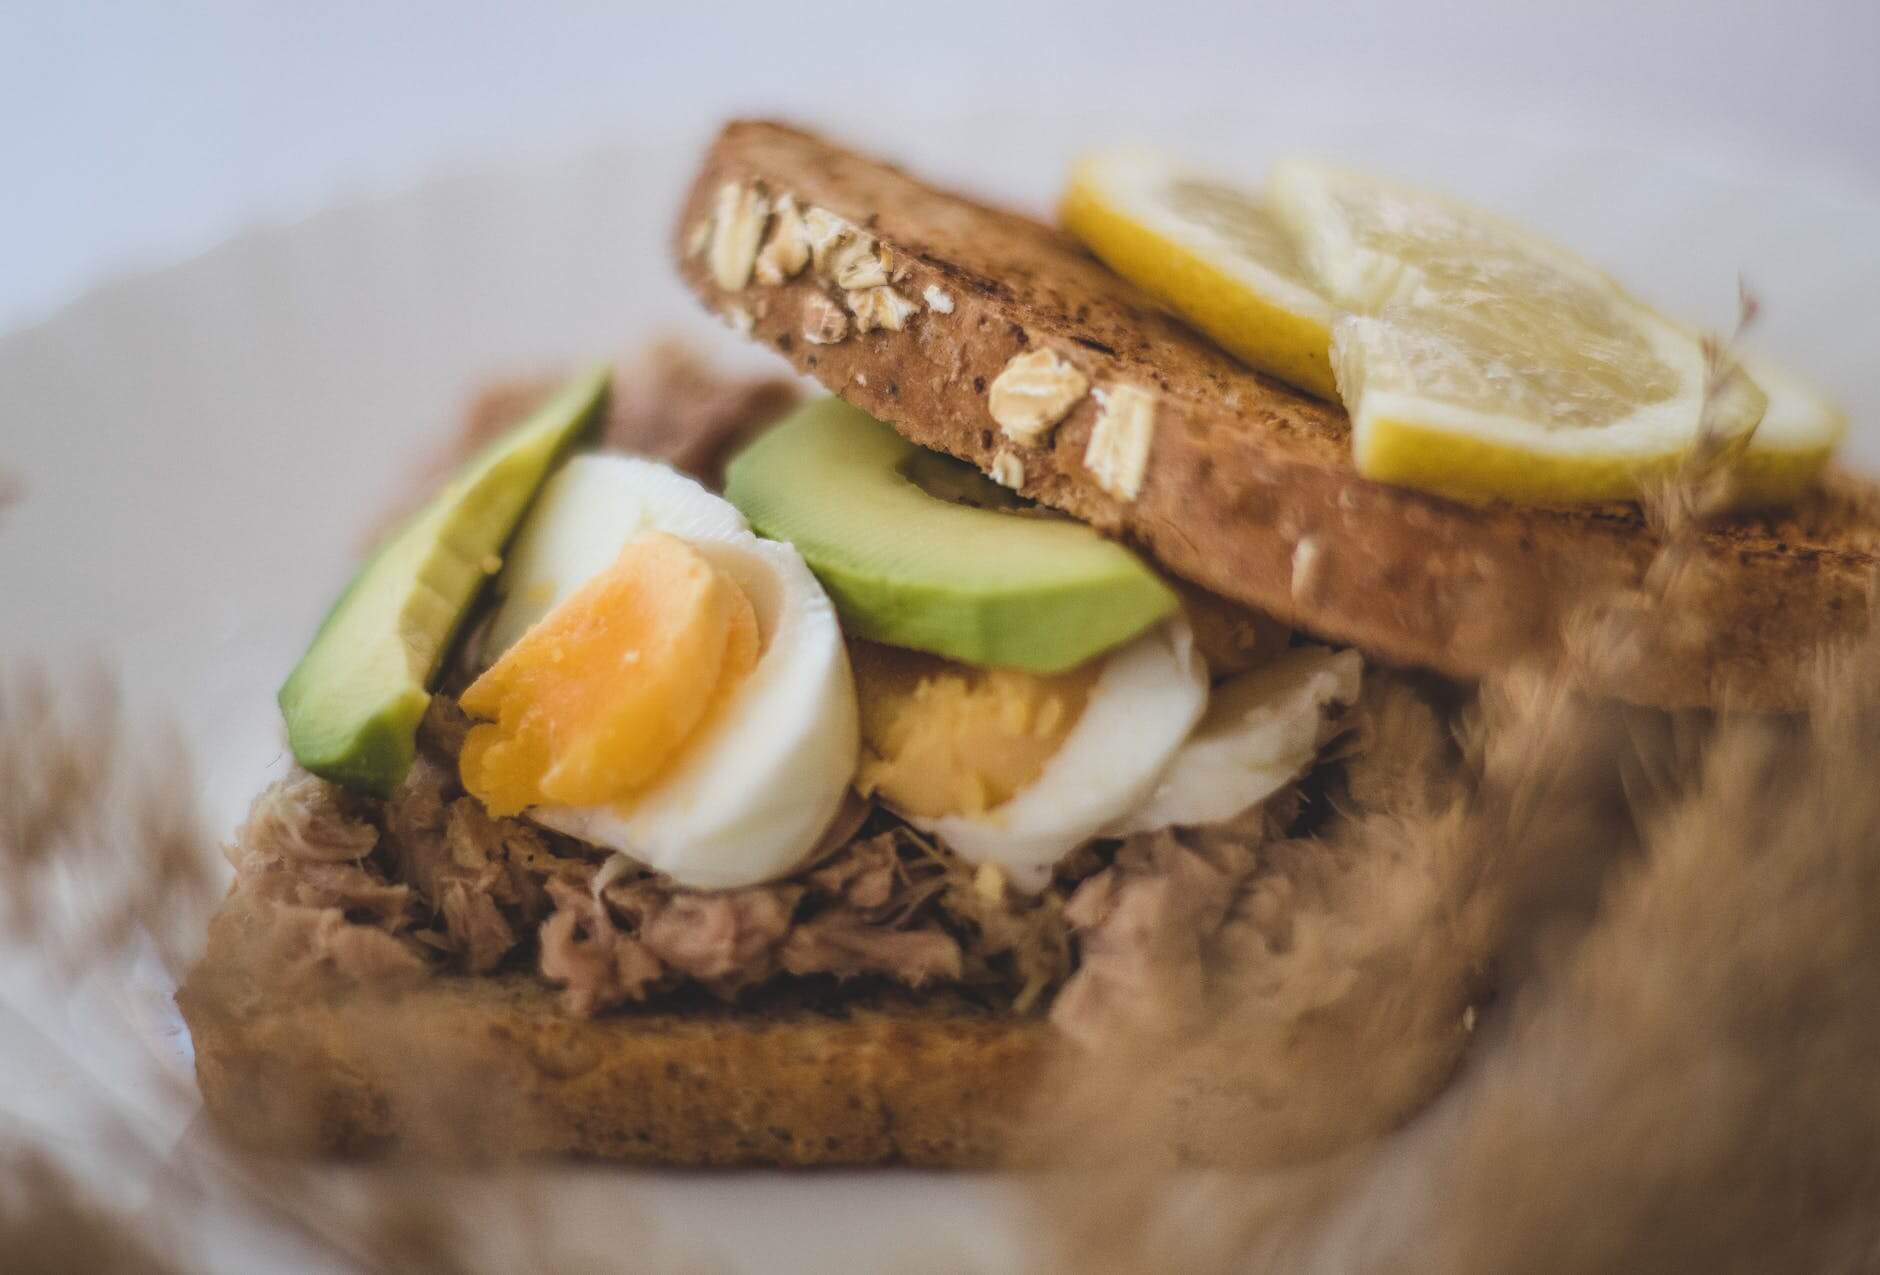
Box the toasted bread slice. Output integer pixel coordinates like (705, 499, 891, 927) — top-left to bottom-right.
(178, 891, 1051, 1167)
(673, 120, 1878, 710)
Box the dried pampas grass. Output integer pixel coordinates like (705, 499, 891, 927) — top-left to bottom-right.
(0, 667, 217, 970)
(0, 672, 653, 1272)
(0, 1149, 180, 1274)
(1026, 295, 1880, 1273)
(1029, 638, 1880, 1272)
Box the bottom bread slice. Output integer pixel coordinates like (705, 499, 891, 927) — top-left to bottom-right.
(178, 901, 1054, 1168)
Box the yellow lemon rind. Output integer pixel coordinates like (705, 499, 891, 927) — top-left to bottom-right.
(1355, 412, 1835, 508)
(1060, 181, 1340, 402)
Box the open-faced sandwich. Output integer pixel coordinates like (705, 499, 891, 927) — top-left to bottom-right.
(179, 122, 1876, 1166)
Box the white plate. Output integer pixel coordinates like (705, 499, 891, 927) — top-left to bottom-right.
(3, 114, 1876, 1272)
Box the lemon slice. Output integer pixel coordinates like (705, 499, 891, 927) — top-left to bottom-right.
(1062, 151, 1342, 400)
(1064, 152, 1845, 506)
(1271, 159, 1785, 503)
(1730, 353, 1850, 503)
(1328, 311, 1761, 504)
(1265, 159, 1620, 315)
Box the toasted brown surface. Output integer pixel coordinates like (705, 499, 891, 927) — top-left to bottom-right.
(179, 890, 1054, 1167)
(674, 119, 1879, 711)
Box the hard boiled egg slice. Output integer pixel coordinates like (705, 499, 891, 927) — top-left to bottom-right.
(462, 530, 761, 816)
(482, 456, 749, 662)
(905, 619, 1208, 893)
(477, 455, 858, 891)
(1107, 645, 1361, 836)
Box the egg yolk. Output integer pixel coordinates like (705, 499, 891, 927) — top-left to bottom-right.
(849, 641, 1099, 818)
(459, 531, 759, 817)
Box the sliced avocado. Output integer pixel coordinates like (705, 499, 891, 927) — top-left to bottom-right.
(725, 398, 1177, 672)
(279, 367, 610, 796)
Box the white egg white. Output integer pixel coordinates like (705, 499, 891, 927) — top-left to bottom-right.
(483, 455, 859, 890)
(1106, 645, 1361, 837)
(482, 456, 750, 663)
(905, 619, 1209, 894)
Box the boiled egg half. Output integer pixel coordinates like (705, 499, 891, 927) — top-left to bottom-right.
(462, 455, 857, 890)
(855, 626, 1360, 893)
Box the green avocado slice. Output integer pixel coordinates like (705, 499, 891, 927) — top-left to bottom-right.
(725, 397, 1178, 672)
(279, 366, 609, 796)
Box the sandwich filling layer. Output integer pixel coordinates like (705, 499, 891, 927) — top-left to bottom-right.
(237, 350, 1367, 1038)
(224, 678, 1369, 1039)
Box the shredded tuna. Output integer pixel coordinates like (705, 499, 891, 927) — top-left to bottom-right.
(417, 694, 472, 760)
(806, 830, 902, 910)
(226, 772, 417, 943)
(380, 758, 451, 895)
(281, 861, 412, 930)
(231, 733, 1295, 1021)
(941, 867, 1075, 1013)
(634, 889, 798, 983)
(1051, 827, 1264, 1046)
(516, 820, 1079, 1010)
(441, 880, 516, 974)
(264, 904, 429, 987)
(236, 632, 1366, 1017)
(371, 756, 591, 972)
(235, 772, 378, 864)
(538, 879, 662, 1016)
(779, 910, 963, 985)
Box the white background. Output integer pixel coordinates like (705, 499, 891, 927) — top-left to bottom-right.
(5, 0, 1879, 330)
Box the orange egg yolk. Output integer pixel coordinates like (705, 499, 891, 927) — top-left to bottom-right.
(459, 531, 759, 817)
(848, 640, 1098, 818)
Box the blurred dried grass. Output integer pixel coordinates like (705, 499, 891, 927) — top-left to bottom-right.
(1025, 633, 1880, 1273)
(0, 668, 663, 1272)
(0, 666, 218, 970)
(1022, 295, 1880, 1273)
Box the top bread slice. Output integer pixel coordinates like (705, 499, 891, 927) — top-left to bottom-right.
(672, 120, 1878, 711)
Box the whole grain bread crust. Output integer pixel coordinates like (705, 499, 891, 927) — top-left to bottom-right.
(674, 120, 1879, 711)
(178, 891, 1053, 1167)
